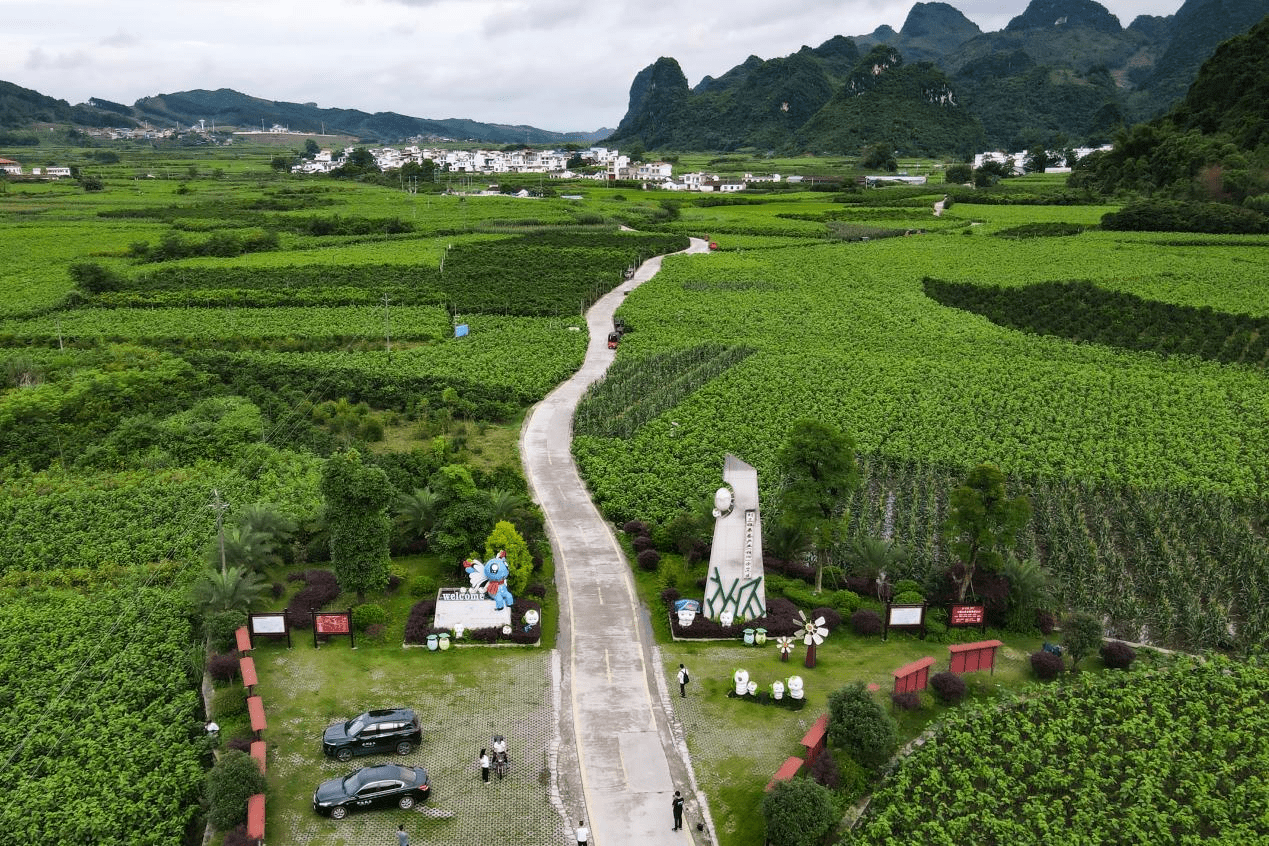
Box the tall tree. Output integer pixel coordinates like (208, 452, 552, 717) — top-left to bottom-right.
(321, 449, 392, 599)
(484, 520, 533, 595)
(775, 419, 861, 593)
(941, 463, 1031, 602)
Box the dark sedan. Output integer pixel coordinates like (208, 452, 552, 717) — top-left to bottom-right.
(312, 764, 432, 819)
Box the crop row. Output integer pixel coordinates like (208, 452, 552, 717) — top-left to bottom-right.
(575, 344, 755, 439)
(0, 305, 454, 345)
(844, 658, 1269, 844)
(0, 588, 204, 844)
(836, 454, 1269, 652)
(189, 314, 589, 416)
(74, 230, 689, 316)
(923, 278, 1269, 369)
(0, 448, 322, 573)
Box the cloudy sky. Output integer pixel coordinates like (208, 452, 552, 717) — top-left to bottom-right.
(4, 0, 1185, 132)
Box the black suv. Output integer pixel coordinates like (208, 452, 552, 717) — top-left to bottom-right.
(322, 708, 422, 762)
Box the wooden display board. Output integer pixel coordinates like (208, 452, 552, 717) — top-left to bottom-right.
(313, 610, 355, 648)
(883, 603, 927, 640)
(247, 612, 291, 649)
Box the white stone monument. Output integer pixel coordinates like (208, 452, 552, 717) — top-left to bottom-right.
(703, 454, 767, 622)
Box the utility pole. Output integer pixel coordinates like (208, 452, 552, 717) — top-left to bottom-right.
(208, 489, 230, 575)
(382, 293, 392, 364)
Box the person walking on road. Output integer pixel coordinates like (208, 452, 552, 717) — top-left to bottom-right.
(677, 663, 690, 698)
(479, 748, 490, 783)
(672, 790, 684, 830)
(575, 819, 590, 846)
(397, 824, 409, 846)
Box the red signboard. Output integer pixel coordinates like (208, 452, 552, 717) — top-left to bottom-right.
(949, 604, 985, 626)
(312, 610, 355, 648)
(315, 613, 350, 634)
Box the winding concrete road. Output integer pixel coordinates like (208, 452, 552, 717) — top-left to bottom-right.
(521, 237, 711, 845)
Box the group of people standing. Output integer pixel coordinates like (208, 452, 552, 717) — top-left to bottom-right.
(479, 734, 509, 782)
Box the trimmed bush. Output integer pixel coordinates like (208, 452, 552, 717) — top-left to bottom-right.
(284, 568, 341, 629)
(525, 581, 547, 598)
(829, 589, 861, 614)
(809, 747, 840, 789)
(1100, 640, 1136, 669)
(811, 607, 842, 632)
(761, 777, 838, 846)
(224, 737, 253, 754)
(207, 653, 239, 684)
(222, 825, 255, 846)
(893, 590, 924, 605)
(409, 574, 438, 598)
(213, 686, 247, 718)
(930, 671, 967, 704)
(352, 602, 388, 632)
(851, 608, 883, 636)
(632, 534, 656, 552)
(206, 749, 266, 831)
(780, 580, 820, 609)
(205, 610, 248, 653)
(893, 579, 922, 596)
(404, 599, 438, 644)
(622, 520, 649, 536)
(1030, 650, 1065, 680)
(891, 690, 922, 711)
(828, 682, 898, 771)
(636, 548, 661, 571)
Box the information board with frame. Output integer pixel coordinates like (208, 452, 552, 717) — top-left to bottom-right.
(884, 603, 927, 641)
(247, 612, 291, 649)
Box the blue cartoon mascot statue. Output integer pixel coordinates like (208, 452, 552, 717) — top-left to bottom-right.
(482, 550, 515, 610)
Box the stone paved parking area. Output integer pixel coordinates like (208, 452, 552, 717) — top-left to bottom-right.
(261, 649, 575, 846)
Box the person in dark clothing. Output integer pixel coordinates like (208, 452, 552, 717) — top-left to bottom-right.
(672, 790, 684, 830)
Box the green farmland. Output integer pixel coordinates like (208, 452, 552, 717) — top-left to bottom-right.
(1, 143, 1266, 845)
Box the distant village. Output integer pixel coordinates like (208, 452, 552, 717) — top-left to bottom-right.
(1, 120, 1112, 190)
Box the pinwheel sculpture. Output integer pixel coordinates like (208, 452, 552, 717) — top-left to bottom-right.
(775, 636, 797, 662)
(795, 610, 830, 668)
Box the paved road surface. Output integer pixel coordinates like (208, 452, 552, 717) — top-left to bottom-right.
(522, 237, 712, 845)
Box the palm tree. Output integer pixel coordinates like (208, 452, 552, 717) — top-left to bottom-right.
(487, 488, 524, 523)
(395, 487, 439, 549)
(191, 565, 267, 616)
(1001, 557, 1052, 630)
(844, 535, 910, 581)
(237, 503, 296, 557)
(206, 525, 276, 572)
(765, 522, 811, 566)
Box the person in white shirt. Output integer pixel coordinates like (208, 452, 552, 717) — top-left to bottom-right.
(575, 820, 589, 845)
